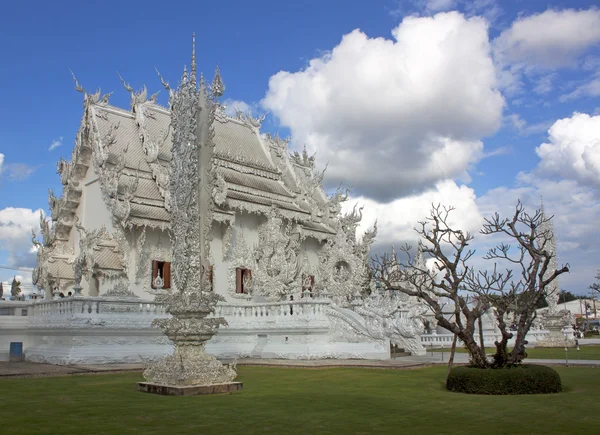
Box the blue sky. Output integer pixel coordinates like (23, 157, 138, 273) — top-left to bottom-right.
(1, 0, 599, 295)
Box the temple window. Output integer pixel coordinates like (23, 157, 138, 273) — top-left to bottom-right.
(235, 268, 251, 294)
(152, 261, 171, 289)
(302, 274, 315, 296)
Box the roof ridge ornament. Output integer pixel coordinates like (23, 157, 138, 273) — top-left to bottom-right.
(155, 67, 175, 109)
(234, 108, 268, 129)
(118, 72, 147, 110)
(70, 70, 106, 104)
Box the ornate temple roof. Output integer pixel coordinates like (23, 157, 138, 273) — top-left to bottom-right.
(47, 66, 339, 239)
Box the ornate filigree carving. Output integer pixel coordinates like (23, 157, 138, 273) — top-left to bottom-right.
(135, 103, 172, 211)
(212, 172, 228, 206)
(252, 207, 302, 300)
(143, 51, 236, 387)
(227, 231, 254, 299)
(329, 293, 426, 355)
(290, 145, 316, 169)
(136, 230, 172, 288)
(103, 279, 138, 298)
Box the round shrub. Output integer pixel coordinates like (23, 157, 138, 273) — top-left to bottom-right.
(446, 364, 562, 395)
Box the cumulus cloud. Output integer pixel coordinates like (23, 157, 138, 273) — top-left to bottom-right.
(48, 136, 63, 151)
(0, 153, 4, 176)
(493, 8, 600, 96)
(494, 8, 600, 69)
(263, 12, 503, 202)
(534, 112, 600, 187)
(342, 180, 483, 252)
(473, 113, 600, 292)
(0, 207, 42, 269)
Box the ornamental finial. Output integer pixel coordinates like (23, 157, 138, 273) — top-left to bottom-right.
(211, 65, 225, 100)
(191, 33, 197, 85)
(182, 65, 188, 83)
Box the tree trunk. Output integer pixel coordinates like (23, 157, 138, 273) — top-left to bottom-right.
(507, 313, 535, 365)
(478, 316, 485, 355)
(445, 333, 458, 385)
(462, 334, 489, 368)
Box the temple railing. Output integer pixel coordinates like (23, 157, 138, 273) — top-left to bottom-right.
(420, 328, 575, 348)
(27, 297, 167, 317)
(214, 298, 331, 319)
(24, 296, 331, 319)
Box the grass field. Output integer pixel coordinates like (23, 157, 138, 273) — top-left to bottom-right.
(430, 344, 600, 360)
(1, 366, 599, 434)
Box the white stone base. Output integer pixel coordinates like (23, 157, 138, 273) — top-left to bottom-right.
(206, 332, 389, 360)
(18, 297, 401, 364)
(25, 329, 172, 365)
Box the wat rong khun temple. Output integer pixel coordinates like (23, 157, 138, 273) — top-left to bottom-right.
(1, 41, 575, 385)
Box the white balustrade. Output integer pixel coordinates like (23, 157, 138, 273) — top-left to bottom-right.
(212, 298, 330, 320)
(26, 297, 165, 317)
(420, 327, 575, 348)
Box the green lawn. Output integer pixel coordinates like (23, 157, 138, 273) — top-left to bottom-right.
(430, 345, 600, 360)
(1, 366, 599, 434)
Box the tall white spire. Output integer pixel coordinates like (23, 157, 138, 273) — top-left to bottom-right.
(538, 198, 559, 312)
(190, 33, 197, 85)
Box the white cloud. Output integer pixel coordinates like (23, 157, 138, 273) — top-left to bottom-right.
(223, 100, 252, 117)
(463, 0, 503, 24)
(477, 177, 600, 293)
(0, 207, 42, 269)
(532, 73, 555, 94)
(424, 0, 456, 13)
(263, 12, 504, 201)
(560, 73, 600, 102)
(473, 112, 600, 293)
(507, 113, 550, 136)
(494, 8, 600, 69)
(0, 155, 37, 181)
(48, 136, 63, 151)
(343, 180, 483, 251)
(1, 163, 38, 181)
(535, 113, 600, 187)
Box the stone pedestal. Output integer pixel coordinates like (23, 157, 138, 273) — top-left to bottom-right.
(536, 313, 575, 348)
(137, 381, 243, 396)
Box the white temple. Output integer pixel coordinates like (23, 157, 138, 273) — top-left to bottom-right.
(24, 42, 427, 364)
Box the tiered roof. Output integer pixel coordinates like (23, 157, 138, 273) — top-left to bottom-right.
(49, 69, 339, 239)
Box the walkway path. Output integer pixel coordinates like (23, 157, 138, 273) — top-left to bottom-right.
(1, 355, 598, 378)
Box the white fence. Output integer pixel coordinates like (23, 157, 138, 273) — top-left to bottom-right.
(420, 328, 575, 348)
(214, 297, 330, 319)
(27, 297, 166, 317)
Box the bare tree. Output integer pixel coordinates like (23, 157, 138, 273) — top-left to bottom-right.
(371, 201, 569, 369)
(590, 270, 600, 296)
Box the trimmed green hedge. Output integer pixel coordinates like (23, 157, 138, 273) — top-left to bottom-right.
(446, 365, 562, 395)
